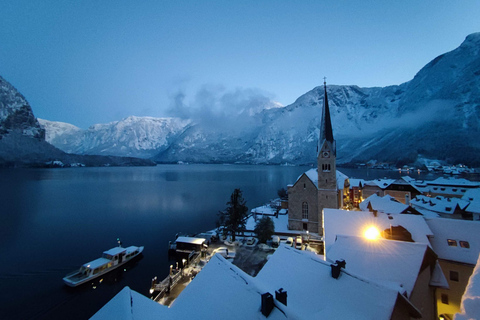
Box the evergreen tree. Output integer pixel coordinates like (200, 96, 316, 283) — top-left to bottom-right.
(217, 188, 249, 241)
(254, 216, 275, 244)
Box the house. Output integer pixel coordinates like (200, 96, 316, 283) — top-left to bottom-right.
(413, 177, 480, 198)
(288, 81, 350, 235)
(326, 235, 447, 320)
(362, 177, 422, 204)
(322, 209, 433, 255)
(360, 194, 421, 215)
(461, 189, 480, 220)
(425, 218, 480, 319)
(348, 178, 365, 208)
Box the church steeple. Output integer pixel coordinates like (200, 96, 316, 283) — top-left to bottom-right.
(318, 78, 335, 156)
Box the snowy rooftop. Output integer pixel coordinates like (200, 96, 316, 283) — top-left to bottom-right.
(428, 177, 480, 187)
(250, 205, 276, 215)
(410, 195, 469, 215)
(175, 237, 206, 245)
(326, 235, 432, 297)
(323, 209, 433, 254)
(455, 253, 480, 320)
(359, 194, 410, 214)
(462, 188, 480, 202)
(297, 168, 348, 190)
(365, 178, 396, 189)
(348, 178, 365, 189)
(425, 218, 480, 265)
(255, 245, 415, 319)
(245, 213, 292, 234)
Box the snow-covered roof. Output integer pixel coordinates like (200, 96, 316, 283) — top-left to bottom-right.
(425, 218, 480, 265)
(323, 209, 433, 254)
(410, 195, 469, 215)
(326, 235, 432, 297)
(359, 194, 410, 214)
(365, 178, 396, 189)
(91, 286, 169, 320)
(255, 245, 407, 319)
(175, 237, 206, 245)
(462, 188, 480, 202)
(297, 168, 348, 190)
(349, 178, 365, 189)
(456, 253, 480, 320)
(251, 205, 276, 215)
(428, 177, 480, 187)
(245, 213, 292, 234)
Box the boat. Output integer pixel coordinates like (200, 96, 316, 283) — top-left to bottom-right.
(63, 243, 144, 287)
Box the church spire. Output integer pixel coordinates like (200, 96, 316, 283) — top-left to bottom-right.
(318, 78, 335, 156)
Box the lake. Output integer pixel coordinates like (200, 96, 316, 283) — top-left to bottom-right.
(0, 164, 444, 319)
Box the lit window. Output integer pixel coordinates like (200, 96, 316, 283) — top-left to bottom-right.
(302, 202, 308, 219)
(460, 241, 470, 249)
(447, 239, 457, 246)
(450, 271, 459, 282)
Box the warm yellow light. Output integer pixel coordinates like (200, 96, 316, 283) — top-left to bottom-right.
(364, 226, 380, 240)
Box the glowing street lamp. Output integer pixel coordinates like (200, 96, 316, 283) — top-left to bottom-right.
(364, 226, 380, 240)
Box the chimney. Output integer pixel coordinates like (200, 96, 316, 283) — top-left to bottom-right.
(275, 288, 287, 306)
(331, 263, 341, 279)
(261, 292, 274, 317)
(372, 209, 378, 217)
(331, 259, 346, 279)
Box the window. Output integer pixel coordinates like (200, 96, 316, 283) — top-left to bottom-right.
(322, 164, 331, 172)
(303, 183, 306, 189)
(302, 202, 308, 219)
(461, 189, 466, 193)
(445, 207, 452, 212)
(460, 241, 470, 249)
(441, 188, 446, 191)
(450, 271, 459, 282)
(303, 223, 308, 231)
(441, 293, 449, 305)
(433, 187, 438, 190)
(452, 189, 458, 192)
(447, 239, 457, 247)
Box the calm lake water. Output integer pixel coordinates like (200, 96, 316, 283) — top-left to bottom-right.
(0, 164, 446, 319)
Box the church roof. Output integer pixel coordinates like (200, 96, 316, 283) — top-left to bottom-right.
(297, 168, 347, 190)
(318, 82, 335, 156)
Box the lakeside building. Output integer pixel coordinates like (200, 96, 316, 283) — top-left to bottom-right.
(360, 194, 422, 215)
(361, 177, 422, 205)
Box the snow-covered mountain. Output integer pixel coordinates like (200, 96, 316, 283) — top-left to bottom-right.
(40, 116, 192, 158)
(0, 76, 155, 167)
(42, 32, 480, 166)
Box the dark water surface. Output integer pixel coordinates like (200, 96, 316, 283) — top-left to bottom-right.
(0, 164, 453, 319)
(0, 164, 310, 319)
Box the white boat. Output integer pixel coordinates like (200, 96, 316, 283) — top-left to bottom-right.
(63, 244, 144, 287)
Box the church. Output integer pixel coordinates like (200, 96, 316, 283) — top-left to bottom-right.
(287, 81, 349, 235)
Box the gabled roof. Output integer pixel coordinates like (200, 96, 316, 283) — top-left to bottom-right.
(365, 178, 396, 189)
(349, 178, 365, 189)
(326, 235, 433, 297)
(428, 177, 480, 187)
(410, 195, 469, 215)
(255, 245, 406, 319)
(425, 218, 480, 265)
(323, 209, 433, 254)
(91, 286, 169, 320)
(359, 194, 412, 214)
(295, 168, 348, 191)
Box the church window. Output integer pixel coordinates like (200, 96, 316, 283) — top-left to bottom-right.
(303, 223, 308, 231)
(322, 163, 331, 172)
(303, 183, 306, 189)
(302, 202, 308, 219)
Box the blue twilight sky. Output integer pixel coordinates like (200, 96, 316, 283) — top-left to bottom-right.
(1, 1, 479, 129)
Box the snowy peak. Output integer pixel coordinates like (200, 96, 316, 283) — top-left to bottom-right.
(42, 116, 191, 158)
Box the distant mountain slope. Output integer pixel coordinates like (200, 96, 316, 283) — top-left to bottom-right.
(0, 76, 155, 167)
(42, 32, 480, 166)
(39, 116, 191, 158)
